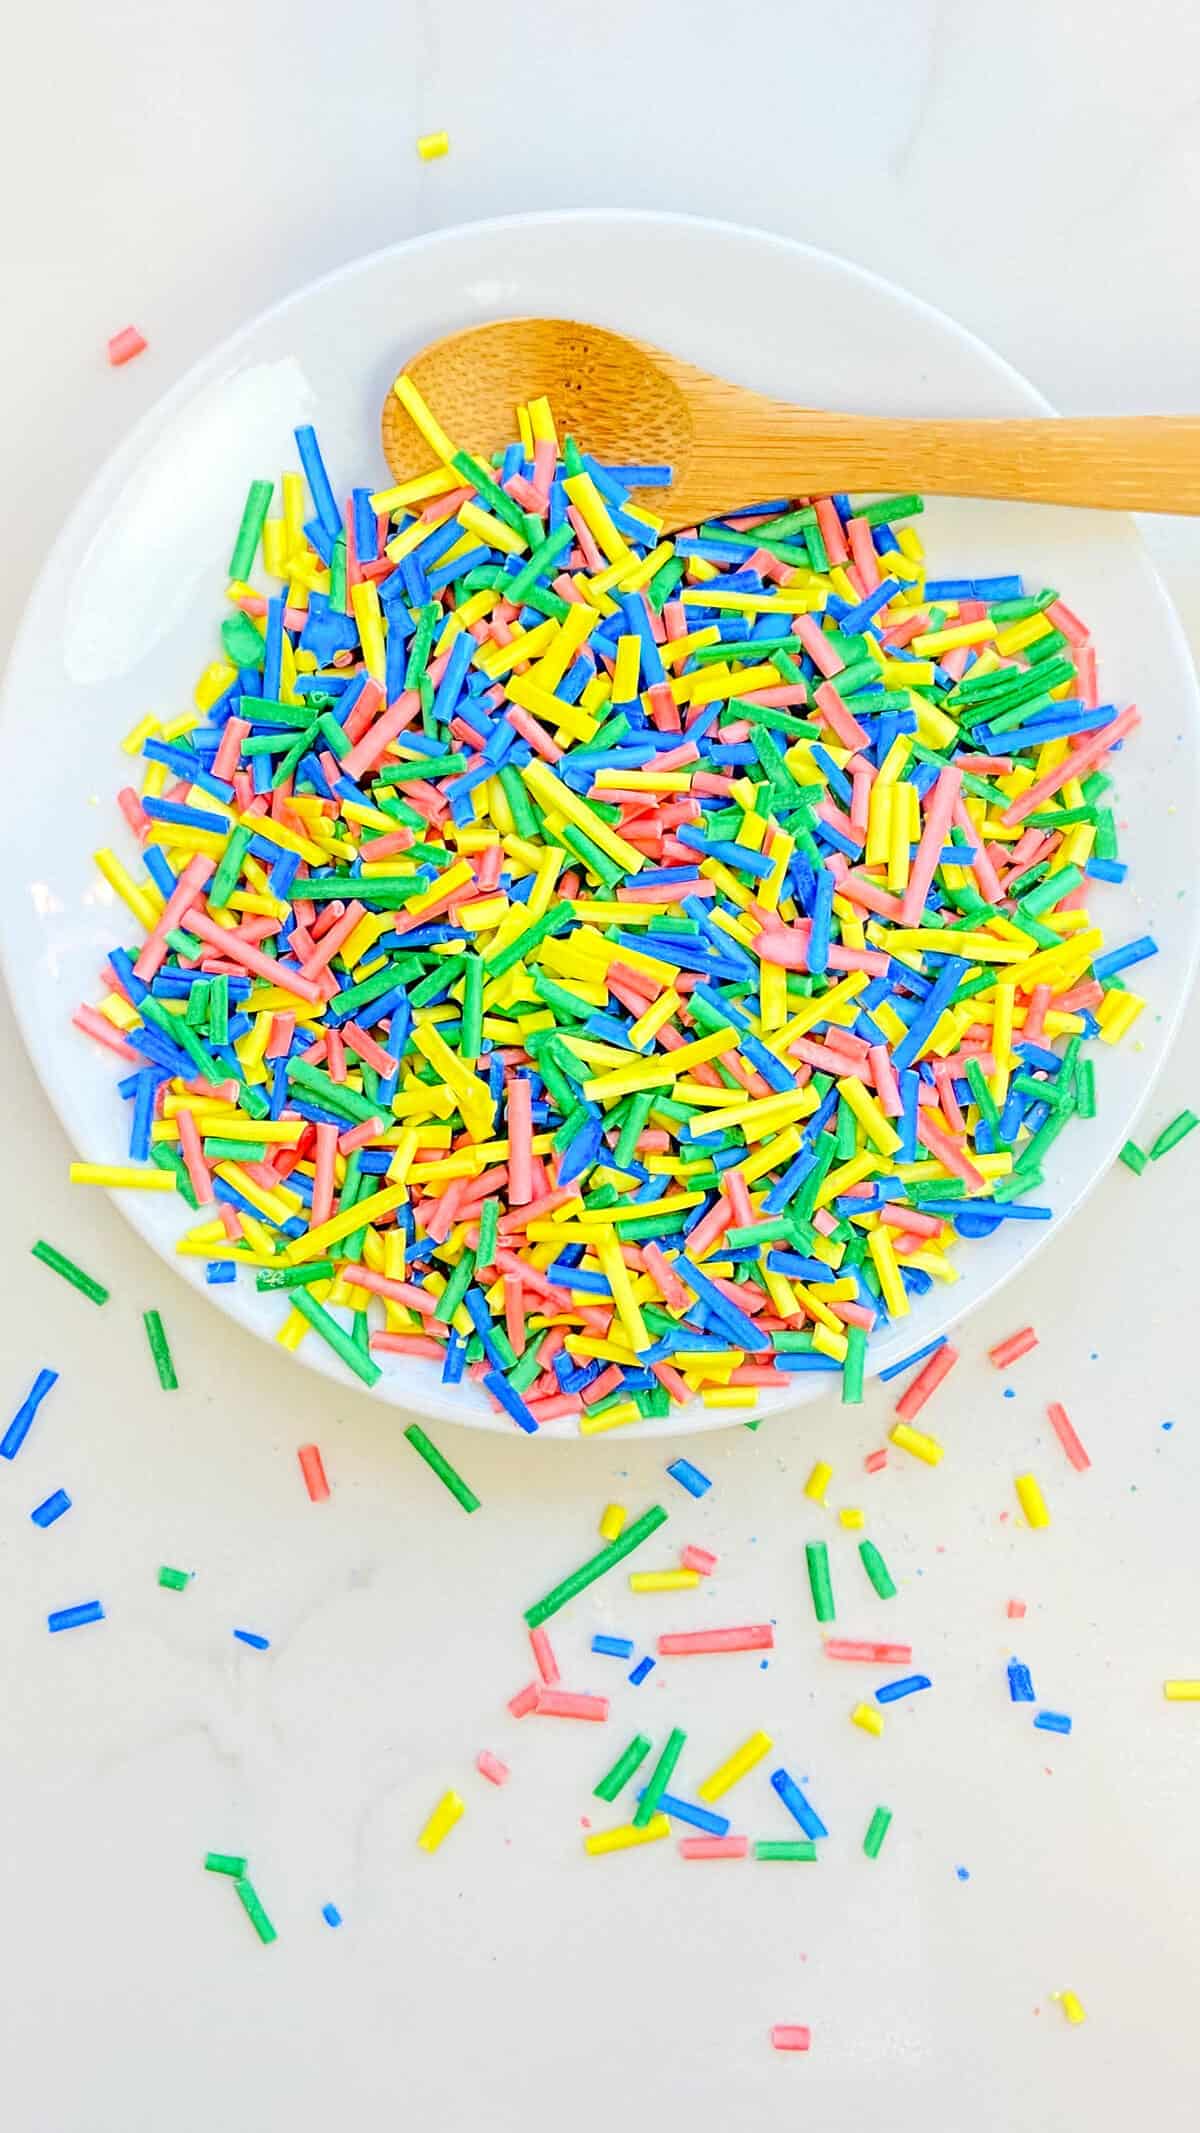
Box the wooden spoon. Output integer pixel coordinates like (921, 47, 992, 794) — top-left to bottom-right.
(381, 316, 1200, 524)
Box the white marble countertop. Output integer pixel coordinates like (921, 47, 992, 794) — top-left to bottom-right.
(4, 5, 1200, 2128)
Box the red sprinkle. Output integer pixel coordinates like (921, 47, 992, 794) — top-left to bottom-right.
(988, 1326, 1039, 1369)
(864, 1448, 889, 1473)
(533, 1689, 609, 1721)
(1046, 1400, 1091, 1472)
(529, 1626, 560, 1685)
(297, 1443, 330, 1502)
(770, 2025, 811, 2053)
(894, 1343, 958, 1422)
(476, 1750, 510, 1786)
(680, 1835, 749, 1859)
(680, 1545, 718, 1575)
(824, 1639, 913, 1664)
(1007, 1599, 1027, 1619)
(108, 325, 147, 367)
(507, 1681, 539, 1718)
(658, 1625, 774, 1656)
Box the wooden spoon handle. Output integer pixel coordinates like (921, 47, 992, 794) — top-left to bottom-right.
(694, 410, 1200, 514)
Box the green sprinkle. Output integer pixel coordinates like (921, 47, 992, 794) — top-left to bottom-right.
(234, 1876, 277, 1945)
(863, 1805, 893, 1860)
(158, 1566, 190, 1591)
(289, 1288, 381, 1388)
(31, 1239, 109, 1305)
(842, 1324, 867, 1406)
(965, 1058, 1002, 1134)
(1075, 1058, 1096, 1120)
(143, 1309, 178, 1390)
(228, 479, 275, 580)
(149, 1143, 199, 1209)
(859, 1539, 897, 1600)
(754, 1840, 818, 1862)
(255, 1260, 337, 1291)
(1149, 1110, 1199, 1161)
(805, 1540, 835, 1624)
(221, 611, 266, 669)
(633, 1727, 686, 1828)
(594, 1732, 653, 1804)
(525, 1504, 668, 1628)
(204, 1851, 247, 1877)
(403, 1423, 480, 1513)
(433, 1249, 475, 1324)
(1118, 1139, 1148, 1176)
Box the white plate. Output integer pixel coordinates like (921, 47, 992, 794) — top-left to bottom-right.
(1, 209, 1196, 1436)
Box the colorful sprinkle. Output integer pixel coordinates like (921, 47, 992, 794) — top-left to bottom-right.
(2, 1368, 59, 1460)
(31, 1240, 109, 1305)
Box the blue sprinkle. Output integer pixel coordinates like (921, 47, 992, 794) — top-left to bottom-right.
(592, 1635, 635, 1659)
(875, 1674, 932, 1704)
(628, 1656, 655, 1686)
(1162, 1421, 1175, 1431)
(1033, 1709, 1072, 1735)
(878, 1336, 946, 1384)
(666, 1457, 711, 1499)
(1003, 1386, 1016, 1399)
(955, 1865, 971, 1882)
(205, 1262, 237, 1285)
(322, 1903, 343, 1928)
(48, 1600, 104, 1632)
(233, 1629, 270, 1651)
(31, 1488, 72, 1528)
(2, 1367, 59, 1460)
(639, 1789, 730, 1837)
(1007, 1659, 1036, 1703)
(769, 1767, 828, 1839)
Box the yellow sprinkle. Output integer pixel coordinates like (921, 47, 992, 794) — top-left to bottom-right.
(578, 1400, 644, 1435)
(890, 1421, 943, 1466)
(629, 1569, 702, 1593)
(804, 1461, 833, 1504)
(839, 1076, 901, 1157)
(521, 761, 645, 874)
(701, 1387, 759, 1409)
(596, 1233, 650, 1354)
(839, 1507, 865, 1530)
(92, 848, 159, 932)
(370, 466, 460, 515)
(417, 1789, 464, 1853)
(697, 1730, 774, 1803)
(599, 1503, 626, 1542)
(1053, 1990, 1087, 2026)
(460, 500, 527, 558)
(886, 929, 1028, 963)
(120, 713, 160, 755)
(563, 471, 631, 567)
(867, 1225, 909, 1319)
(69, 1164, 176, 1191)
(851, 1702, 885, 1737)
(391, 372, 458, 467)
(416, 129, 450, 160)
(1015, 1473, 1050, 1528)
(583, 1814, 671, 1856)
(583, 1028, 732, 1103)
(284, 1182, 408, 1265)
(350, 581, 386, 683)
(1097, 989, 1145, 1043)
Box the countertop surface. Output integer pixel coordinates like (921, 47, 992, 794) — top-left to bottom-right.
(3, 5, 1200, 2128)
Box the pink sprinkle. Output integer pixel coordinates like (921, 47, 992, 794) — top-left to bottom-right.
(297, 1444, 330, 1503)
(533, 1689, 609, 1721)
(507, 1681, 540, 1718)
(894, 1343, 958, 1422)
(680, 1546, 718, 1576)
(824, 1639, 913, 1663)
(476, 1750, 510, 1786)
(680, 1835, 749, 1859)
(529, 1626, 560, 1686)
(770, 2025, 811, 2053)
(988, 1326, 1039, 1370)
(864, 1449, 889, 1473)
(658, 1625, 773, 1656)
(1046, 1400, 1090, 1472)
(1007, 1599, 1027, 1620)
(108, 325, 147, 366)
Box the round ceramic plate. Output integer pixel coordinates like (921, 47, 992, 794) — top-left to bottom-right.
(1, 210, 1196, 1436)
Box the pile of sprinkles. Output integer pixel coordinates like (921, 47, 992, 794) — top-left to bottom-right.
(70, 368, 1158, 1431)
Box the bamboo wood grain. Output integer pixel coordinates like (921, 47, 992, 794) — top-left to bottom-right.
(381, 317, 1200, 523)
